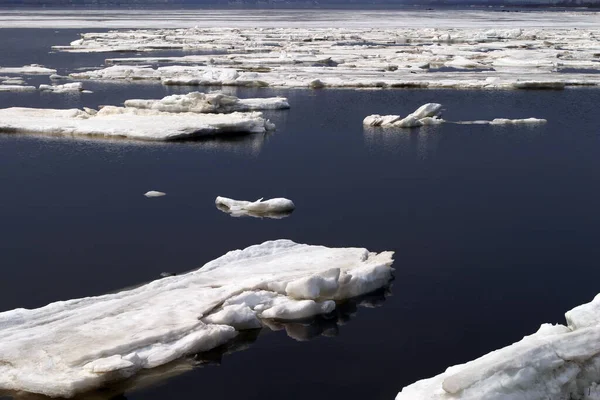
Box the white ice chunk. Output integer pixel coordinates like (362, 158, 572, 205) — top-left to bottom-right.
(39, 82, 85, 93)
(396, 292, 600, 400)
(215, 196, 295, 219)
(363, 103, 443, 128)
(1, 78, 25, 85)
(0, 64, 56, 75)
(144, 191, 166, 198)
(0, 107, 275, 141)
(0, 240, 394, 398)
(124, 91, 289, 114)
(0, 85, 36, 93)
(365, 103, 545, 129)
(201, 304, 262, 330)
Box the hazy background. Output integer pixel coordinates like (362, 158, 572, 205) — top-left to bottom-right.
(1, 0, 599, 9)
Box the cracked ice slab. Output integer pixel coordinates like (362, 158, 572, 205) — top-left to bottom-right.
(215, 196, 295, 219)
(124, 92, 289, 114)
(0, 240, 394, 398)
(0, 107, 274, 141)
(396, 293, 600, 400)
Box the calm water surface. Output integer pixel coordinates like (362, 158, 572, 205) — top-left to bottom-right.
(1, 28, 600, 400)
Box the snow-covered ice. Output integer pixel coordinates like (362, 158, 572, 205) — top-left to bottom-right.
(124, 92, 289, 114)
(396, 292, 600, 400)
(144, 191, 166, 198)
(39, 82, 86, 93)
(215, 196, 295, 219)
(0, 64, 56, 75)
(364, 104, 546, 129)
(0, 107, 275, 141)
(0, 240, 394, 398)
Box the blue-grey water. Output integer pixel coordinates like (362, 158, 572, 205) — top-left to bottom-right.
(2, 28, 600, 400)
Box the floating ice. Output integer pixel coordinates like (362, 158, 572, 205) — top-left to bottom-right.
(39, 82, 86, 93)
(144, 191, 166, 198)
(56, 26, 600, 90)
(215, 196, 295, 219)
(0, 85, 36, 93)
(364, 104, 546, 129)
(124, 92, 289, 114)
(396, 292, 600, 400)
(0, 240, 394, 398)
(0, 64, 56, 75)
(0, 107, 275, 141)
(363, 103, 444, 128)
(1, 78, 25, 85)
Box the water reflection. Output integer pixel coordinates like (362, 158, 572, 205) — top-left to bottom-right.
(0, 286, 392, 400)
(363, 125, 440, 159)
(0, 131, 271, 157)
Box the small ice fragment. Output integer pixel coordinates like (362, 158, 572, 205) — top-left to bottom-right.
(144, 191, 166, 198)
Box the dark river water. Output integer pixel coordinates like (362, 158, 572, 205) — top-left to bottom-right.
(2, 28, 600, 400)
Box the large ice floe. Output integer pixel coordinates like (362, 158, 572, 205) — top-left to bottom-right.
(0, 107, 274, 141)
(215, 196, 295, 219)
(58, 25, 600, 90)
(364, 103, 546, 128)
(124, 91, 289, 114)
(0, 240, 394, 398)
(396, 293, 600, 400)
(0, 64, 56, 75)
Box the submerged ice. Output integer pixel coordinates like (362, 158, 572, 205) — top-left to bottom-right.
(396, 293, 600, 400)
(0, 240, 394, 398)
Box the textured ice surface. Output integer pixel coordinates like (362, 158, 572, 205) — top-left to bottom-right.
(60, 24, 600, 90)
(124, 92, 289, 114)
(364, 104, 546, 128)
(0, 240, 394, 398)
(0, 64, 56, 75)
(39, 82, 86, 93)
(396, 293, 600, 400)
(144, 191, 166, 198)
(0, 107, 275, 141)
(215, 196, 295, 219)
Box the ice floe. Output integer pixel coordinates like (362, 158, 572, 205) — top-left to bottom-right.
(56, 25, 600, 90)
(39, 82, 87, 93)
(144, 191, 166, 198)
(0, 107, 275, 141)
(0, 240, 394, 398)
(215, 196, 295, 219)
(0, 64, 56, 75)
(364, 104, 546, 129)
(364, 103, 444, 128)
(0, 85, 36, 93)
(124, 92, 289, 114)
(396, 292, 600, 400)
